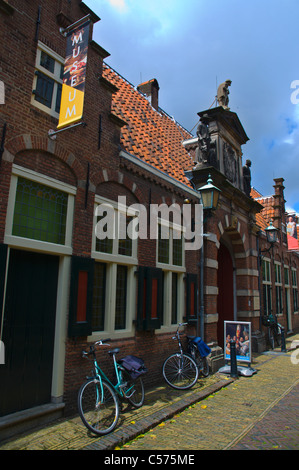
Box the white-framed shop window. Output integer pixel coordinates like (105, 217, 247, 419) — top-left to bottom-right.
(161, 270, 185, 329)
(5, 165, 75, 255)
(90, 196, 138, 339)
(262, 258, 272, 315)
(92, 195, 138, 265)
(274, 261, 283, 315)
(157, 219, 185, 271)
(31, 41, 64, 118)
(157, 220, 185, 328)
(292, 268, 298, 313)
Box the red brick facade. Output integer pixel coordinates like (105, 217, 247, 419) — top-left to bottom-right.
(0, 0, 298, 424)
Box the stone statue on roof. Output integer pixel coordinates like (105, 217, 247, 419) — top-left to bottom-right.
(242, 159, 252, 197)
(217, 79, 232, 109)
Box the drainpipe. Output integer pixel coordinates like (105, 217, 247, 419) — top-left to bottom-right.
(185, 173, 204, 340)
(199, 229, 205, 340)
(256, 231, 262, 331)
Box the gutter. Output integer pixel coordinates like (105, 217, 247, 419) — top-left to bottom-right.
(119, 149, 201, 200)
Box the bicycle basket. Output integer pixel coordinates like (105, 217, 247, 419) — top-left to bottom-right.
(192, 337, 211, 358)
(119, 355, 148, 380)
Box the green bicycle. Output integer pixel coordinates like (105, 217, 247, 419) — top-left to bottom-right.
(78, 339, 146, 435)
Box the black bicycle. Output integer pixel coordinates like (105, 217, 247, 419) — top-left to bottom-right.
(262, 314, 282, 349)
(187, 336, 210, 377)
(162, 323, 199, 390)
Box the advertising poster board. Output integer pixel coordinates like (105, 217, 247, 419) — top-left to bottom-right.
(224, 321, 251, 364)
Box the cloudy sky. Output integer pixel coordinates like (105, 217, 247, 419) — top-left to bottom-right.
(85, 0, 299, 213)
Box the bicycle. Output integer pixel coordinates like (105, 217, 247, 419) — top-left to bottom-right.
(262, 314, 282, 349)
(187, 336, 210, 377)
(78, 339, 145, 435)
(162, 323, 199, 390)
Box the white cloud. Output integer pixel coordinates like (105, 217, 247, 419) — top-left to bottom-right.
(107, 0, 127, 12)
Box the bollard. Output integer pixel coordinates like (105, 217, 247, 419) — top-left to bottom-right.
(280, 326, 286, 353)
(230, 340, 238, 378)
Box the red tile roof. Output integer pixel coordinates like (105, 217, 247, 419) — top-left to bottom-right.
(103, 64, 195, 187)
(252, 187, 299, 250)
(251, 187, 275, 230)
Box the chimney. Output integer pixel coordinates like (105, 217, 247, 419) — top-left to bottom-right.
(137, 79, 160, 111)
(273, 177, 285, 235)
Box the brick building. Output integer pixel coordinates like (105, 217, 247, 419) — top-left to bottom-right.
(0, 0, 200, 426)
(0, 0, 298, 434)
(252, 181, 299, 337)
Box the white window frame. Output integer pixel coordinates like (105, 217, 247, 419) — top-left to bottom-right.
(90, 196, 138, 340)
(156, 219, 185, 272)
(156, 219, 186, 330)
(92, 195, 138, 265)
(274, 261, 283, 316)
(262, 258, 272, 315)
(5, 165, 75, 255)
(292, 268, 298, 314)
(31, 41, 64, 118)
(284, 266, 290, 287)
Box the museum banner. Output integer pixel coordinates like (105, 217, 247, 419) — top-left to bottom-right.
(287, 214, 299, 251)
(57, 19, 90, 129)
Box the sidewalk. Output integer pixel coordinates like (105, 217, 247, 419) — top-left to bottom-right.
(1, 333, 299, 450)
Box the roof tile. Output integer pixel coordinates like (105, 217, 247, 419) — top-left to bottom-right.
(103, 64, 194, 187)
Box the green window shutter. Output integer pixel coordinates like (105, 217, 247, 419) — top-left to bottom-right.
(137, 266, 163, 331)
(186, 273, 198, 322)
(68, 256, 94, 337)
(0, 244, 8, 309)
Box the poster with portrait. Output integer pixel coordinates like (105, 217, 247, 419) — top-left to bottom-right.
(286, 214, 298, 251)
(224, 321, 251, 363)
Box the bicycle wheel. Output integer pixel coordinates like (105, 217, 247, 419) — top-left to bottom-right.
(275, 326, 282, 347)
(78, 379, 119, 435)
(163, 353, 198, 390)
(190, 346, 210, 377)
(197, 355, 210, 377)
(121, 370, 145, 408)
(268, 327, 275, 349)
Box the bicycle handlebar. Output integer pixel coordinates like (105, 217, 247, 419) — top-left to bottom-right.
(82, 338, 111, 358)
(176, 322, 188, 332)
(171, 322, 188, 340)
(95, 339, 111, 347)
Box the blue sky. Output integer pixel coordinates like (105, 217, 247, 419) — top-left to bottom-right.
(85, 0, 299, 213)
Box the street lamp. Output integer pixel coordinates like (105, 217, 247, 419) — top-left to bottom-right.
(259, 220, 279, 258)
(198, 174, 221, 212)
(264, 220, 278, 245)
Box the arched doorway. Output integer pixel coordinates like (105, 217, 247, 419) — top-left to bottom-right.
(217, 242, 235, 347)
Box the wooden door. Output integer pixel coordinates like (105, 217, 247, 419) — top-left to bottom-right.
(0, 250, 59, 417)
(217, 243, 234, 347)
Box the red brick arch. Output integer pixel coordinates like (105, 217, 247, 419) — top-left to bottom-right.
(5, 134, 86, 183)
(93, 167, 144, 203)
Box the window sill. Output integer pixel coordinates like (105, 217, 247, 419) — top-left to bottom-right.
(4, 235, 72, 256)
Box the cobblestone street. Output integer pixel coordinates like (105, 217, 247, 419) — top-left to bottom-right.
(1, 335, 299, 451)
(120, 350, 299, 451)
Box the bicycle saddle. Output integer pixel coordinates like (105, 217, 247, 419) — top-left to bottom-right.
(108, 348, 120, 356)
